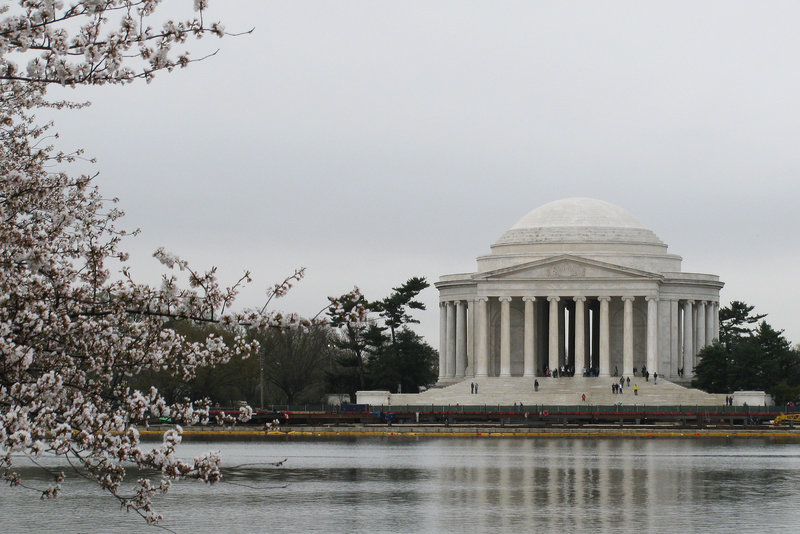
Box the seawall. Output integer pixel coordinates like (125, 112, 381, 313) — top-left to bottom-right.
(139, 425, 800, 439)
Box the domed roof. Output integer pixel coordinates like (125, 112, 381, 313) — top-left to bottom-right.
(511, 198, 646, 230)
(494, 198, 665, 247)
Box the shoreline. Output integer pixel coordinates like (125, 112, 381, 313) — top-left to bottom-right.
(139, 425, 800, 439)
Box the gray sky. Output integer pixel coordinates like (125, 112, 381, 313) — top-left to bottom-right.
(48, 1, 800, 346)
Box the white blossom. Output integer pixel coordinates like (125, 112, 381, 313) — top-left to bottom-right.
(0, 0, 295, 525)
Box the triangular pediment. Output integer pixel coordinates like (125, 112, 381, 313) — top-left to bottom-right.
(473, 255, 661, 281)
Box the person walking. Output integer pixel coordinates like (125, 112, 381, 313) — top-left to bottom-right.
(534, 379, 539, 392)
(654, 372, 658, 385)
(634, 384, 638, 396)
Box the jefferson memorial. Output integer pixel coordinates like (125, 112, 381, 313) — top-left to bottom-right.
(435, 198, 723, 384)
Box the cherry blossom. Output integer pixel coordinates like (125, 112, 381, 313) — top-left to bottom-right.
(0, 0, 316, 525)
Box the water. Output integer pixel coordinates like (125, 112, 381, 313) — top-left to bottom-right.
(2, 437, 800, 533)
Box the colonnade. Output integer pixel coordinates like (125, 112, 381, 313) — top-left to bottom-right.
(679, 299, 721, 377)
(438, 296, 720, 382)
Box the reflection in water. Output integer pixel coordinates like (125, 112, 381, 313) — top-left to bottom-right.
(2, 438, 800, 533)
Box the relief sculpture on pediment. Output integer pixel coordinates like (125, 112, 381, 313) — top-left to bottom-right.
(550, 262, 586, 278)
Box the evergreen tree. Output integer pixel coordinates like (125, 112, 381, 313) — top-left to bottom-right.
(366, 329, 438, 393)
(326, 277, 438, 398)
(692, 342, 731, 393)
(719, 300, 766, 350)
(372, 277, 429, 346)
(694, 302, 800, 403)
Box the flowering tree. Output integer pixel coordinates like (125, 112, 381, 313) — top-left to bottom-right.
(0, 0, 332, 524)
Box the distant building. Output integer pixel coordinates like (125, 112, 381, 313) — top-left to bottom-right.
(435, 198, 723, 384)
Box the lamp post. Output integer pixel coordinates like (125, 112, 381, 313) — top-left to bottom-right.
(259, 346, 266, 410)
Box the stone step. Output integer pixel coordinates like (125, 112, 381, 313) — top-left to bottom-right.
(388, 377, 726, 406)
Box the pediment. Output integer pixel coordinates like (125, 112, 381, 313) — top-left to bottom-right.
(474, 255, 661, 281)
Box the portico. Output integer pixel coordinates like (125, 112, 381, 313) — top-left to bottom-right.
(436, 198, 723, 384)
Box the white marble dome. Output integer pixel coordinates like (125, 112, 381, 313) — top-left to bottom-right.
(512, 198, 646, 230)
(481, 198, 678, 274)
(494, 197, 665, 248)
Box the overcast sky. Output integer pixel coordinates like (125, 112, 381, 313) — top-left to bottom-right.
(47, 1, 800, 346)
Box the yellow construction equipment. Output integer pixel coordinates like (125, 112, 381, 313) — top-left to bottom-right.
(772, 413, 800, 426)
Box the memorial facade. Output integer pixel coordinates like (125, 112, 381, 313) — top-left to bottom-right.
(435, 198, 723, 384)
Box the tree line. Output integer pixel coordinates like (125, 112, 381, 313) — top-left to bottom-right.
(693, 301, 800, 404)
(131, 277, 438, 406)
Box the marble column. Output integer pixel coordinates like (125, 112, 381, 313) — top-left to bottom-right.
(584, 305, 591, 371)
(568, 301, 576, 367)
(475, 297, 489, 377)
(558, 300, 566, 367)
(438, 302, 447, 381)
(683, 300, 694, 377)
(714, 301, 720, 341)
(670, 299, 679, 376)
(548, 296, 560, 373)
(467, 300, 475, 376)
(523, 297, 536, 377)
(499, 297, 512, 377)
(574, 297, 586, 376)
(446, 301, 456, 378)
(705, 302, 714, 346)
(622, 296, 634, 376)
(598, 296, 611, 377)
(455, 301, 467, 378)
(591, 301, 600, 370)
(696, 301, 706, 353)
(646, 297, 658, 374)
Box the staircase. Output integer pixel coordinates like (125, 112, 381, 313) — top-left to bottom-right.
(389, 376, 726, 407)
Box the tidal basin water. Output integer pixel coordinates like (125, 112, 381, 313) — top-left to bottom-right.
(3, 437, 800, 533)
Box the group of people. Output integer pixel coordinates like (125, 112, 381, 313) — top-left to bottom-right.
(469, 364, 666, 397)
(543, 365, 575, 377)
(543, 365, 604, 377)
(611, 380, 625, 394)
(629, 365, 657, 384)
(611, 376, 641, 395)
(724, 395, 734, 406)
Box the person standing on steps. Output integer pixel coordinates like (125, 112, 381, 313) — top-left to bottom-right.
(534, 379, 539, 392)
(654, 372, 658, 385)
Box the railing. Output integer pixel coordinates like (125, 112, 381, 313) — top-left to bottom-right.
(366, 404, 800, 414)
